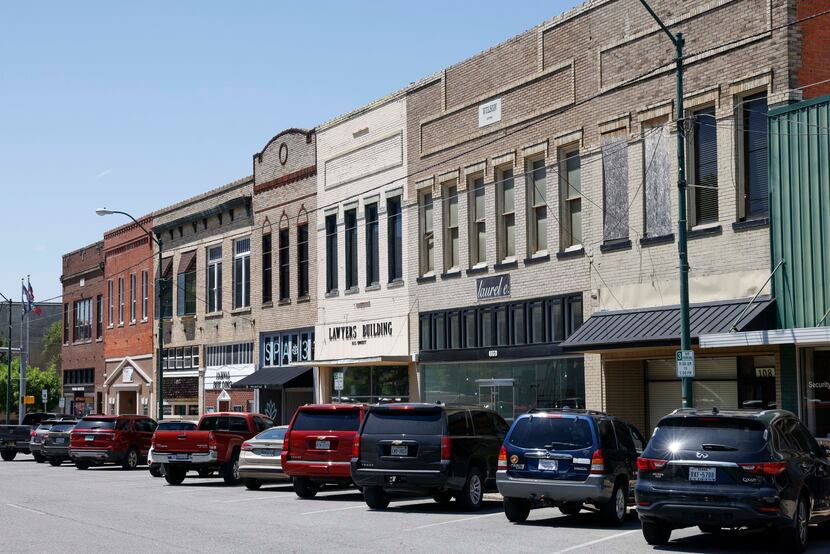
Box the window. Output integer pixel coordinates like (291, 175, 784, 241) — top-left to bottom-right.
(63, 303, 69, 344)
(107, 279, 113, 326)
(130, 273, 137, 322)
(691, 106, 719, 226)
(205, 342, 254, 366)
(419, 191, 434, 275)
(297, 224, 309, 297)
(233, 238, 250, 309)
(443, 184, 459, 270)
(73, 298, 92, 342)
(365, 203, 379, 286)
(387, 196, 402, 282)
(496, 166, 515, 261)
(96, 295, 103, 338)
(345, 208, 358, 289)
(160, 258, 173, 319)
(279, 227, 290, 300)
(469, 176, 486, 265)
(141, 271, 148, 320)
(162, 346, 200, 370)
(117, 277, 124, 325)
(207, 245, 222, 313)
(527, 158, 547, 255)
(176, 252, 196, 316)
(739, 93, 769, 220)
(325, 213, 338, 293)
(262, 233, 272, 304)
(559, 148, 582, 249)
(601, 134, 629, 242)
(643, 123, 671, 237)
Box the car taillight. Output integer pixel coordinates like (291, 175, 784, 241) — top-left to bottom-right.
(739, 462, 787, 475)
(441, 435, 451, 462)
(208, 432, 217, 451)
(99, 433, 114, 441)
(241, 442, 253, 452)
(30, 431, 36, 438)
(282, 434, 290, 460)
(498, 445, 507, 470)
(352, 434, 361, 459)
(637, 457, 668, 471)
(591, 449, 607, 474)
(42, 433, 49, 441)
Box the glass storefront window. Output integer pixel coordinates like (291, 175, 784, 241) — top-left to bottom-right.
(333, 366, 409, 404)
(802, 349, 830, 439)
(449, 312, 461, 349)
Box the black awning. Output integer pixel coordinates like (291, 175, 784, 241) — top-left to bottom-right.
(232, 366, 312, 389)
(561, 297, 776, 351)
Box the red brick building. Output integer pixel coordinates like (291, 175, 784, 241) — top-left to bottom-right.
(60, 241, 105, 416)
(101, 215, 156, 417)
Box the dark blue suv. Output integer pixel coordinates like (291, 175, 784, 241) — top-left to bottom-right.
(497, 409, 645, 525)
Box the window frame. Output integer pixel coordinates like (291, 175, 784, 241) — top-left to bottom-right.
(130, 273, 137, 323)
(386, 195, 403, 283)
(297, 223, 309, 298)
(325, 213, 338, 293)
(468, 175, 486, 266)
(495, 164, 516, 262)
(688, 104, 720, 227)
(232, 238, 251, 309)
(262, 232, 272, 305)
(344, 208, 358, 290)
(107, 279, 113, 327)
(141, 270, 148, 321)
(279, 226, 290, 300)
(117, 277, 124, 325)
(559, 146, 582, 250)
(526, 157, 548, 256)
(419, 190, 434, 276)
(736, 91, 769, 222)
(442, 182, 460, 271)
(364, 203, 380, 286)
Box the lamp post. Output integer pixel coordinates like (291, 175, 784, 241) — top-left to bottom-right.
(0, 292, 11, 425)
(96, 209, 166, 420)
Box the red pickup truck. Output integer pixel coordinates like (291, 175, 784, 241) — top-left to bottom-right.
(150, 412, 274, 486)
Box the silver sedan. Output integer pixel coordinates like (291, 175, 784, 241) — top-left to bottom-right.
(238, 425, 289, 490)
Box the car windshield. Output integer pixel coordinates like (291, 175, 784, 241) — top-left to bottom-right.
(650, 417, 769, 454)
(157, 422, 197, 431)
(508, 416, 593, 450)
(74, 419, 117, 430)
(255, 427, 287, 441)
(362, 409, 444, 435)
(50, 423, 75, 433)
(292, 410, 360, 432)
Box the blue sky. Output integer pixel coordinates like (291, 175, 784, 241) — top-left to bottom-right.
(0, 0, 578, 301)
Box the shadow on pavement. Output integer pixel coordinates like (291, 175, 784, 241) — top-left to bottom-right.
(301, 491, 364, 502)
(648, 525, 830, 553)
(383, 498, 504, 516)
(518, 509, 641, 531)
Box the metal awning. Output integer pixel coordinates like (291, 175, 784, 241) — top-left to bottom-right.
(562, 297, 776, 351)
(232, 366, 312, 389)
(700, 326, 830, 348)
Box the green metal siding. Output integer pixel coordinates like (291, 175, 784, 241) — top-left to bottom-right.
(770, 95, 830, 329)
(780, 344, 798, 413)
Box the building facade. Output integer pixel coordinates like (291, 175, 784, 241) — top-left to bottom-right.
(60, 242, 105, 416)
(102, 216, 155, 416)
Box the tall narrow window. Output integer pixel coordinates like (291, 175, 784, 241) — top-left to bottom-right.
(443, 184, 459, 270)
(63, 303, 69, 343)
(740, 93, 768, 220)
(559, 148, 582, 249)
(345, 208, 358, 289)
(73, 299, 92, 342)
(107, 279, 113, 326)
(527, 159, 547, 254)
(691, 106, 719, 226)
(496, 167, 515, 261)
(233, 238, 251, 309)
(96, 294, 103, 338)
(207, 245, 222, 313)
(419, 191, 434, 275)
(176, 251, 197, 316)
(365, 203, 379, 286)
(130, 273, 137, 322)
(469, 177, 486, 265)
(325, 213, 338, 293)
(601, 134, 629, 242)
(141, 270, 148, 320)
(643, 123, 671, 237)
(297, 224, 309, 297)
(117, 277, 124, 325)
(387, 196, 402, 282)
(262, 233, 272, 304)
(160, 257, 173, 319)
(279, 227, 290, 300)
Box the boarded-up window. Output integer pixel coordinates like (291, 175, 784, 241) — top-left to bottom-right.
(602, 135, 629, 242)
(644, 126, 671, 237)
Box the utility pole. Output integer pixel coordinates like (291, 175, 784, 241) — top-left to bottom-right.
(19, 279, 26, 424)
(638, 0, 693, 408)
(156, 233, 164, 421)
(0, 293, 11, 425)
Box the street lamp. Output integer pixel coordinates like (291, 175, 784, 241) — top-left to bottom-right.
(0, 291, 11, 425)
(96, 208, 166, 420)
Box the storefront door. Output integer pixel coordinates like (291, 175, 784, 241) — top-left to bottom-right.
(801, 349, 830, 439)
(118, 391, 137, 415)
(476, 379, 515, 421)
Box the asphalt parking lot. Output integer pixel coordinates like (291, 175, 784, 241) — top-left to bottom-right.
(3, 456, 830, 553)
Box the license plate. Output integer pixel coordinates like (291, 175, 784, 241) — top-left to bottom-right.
(390, 445, 408, 456)
(315, 440, 330, 450)
(538, 459, 558, 471)
(385, 475, 406, 485)
(55, 438, 65, 444)
(85, 435, 94, 442)
(254, 448, 277, 457)
(172, 454, 190, 461)
(689, 467, 717, 482)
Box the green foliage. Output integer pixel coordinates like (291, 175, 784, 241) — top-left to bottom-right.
(42, 320, 62, 371)
(0, 359, 61, 414)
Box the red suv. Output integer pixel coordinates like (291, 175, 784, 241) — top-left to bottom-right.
(282, 404, 366, 498)
(70, 415, 157, 470)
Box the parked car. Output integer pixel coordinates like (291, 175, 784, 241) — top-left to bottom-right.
(0, 412, 58, 461)
(147, 419, 198, 477)
(29, 420, 58, 463)
(282, 404, 367, 498)
(150, 412, 274, 486)
(239, 425, 289, 490)
(636, 408, 830, 552)
(42, 420, 78, 466)
(69, 415, 157, 470)
(496, 408, 644, 525)
(351, 403, 509, 511)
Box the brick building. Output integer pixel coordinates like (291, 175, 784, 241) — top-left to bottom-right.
(153, 176, 257, 416)
(102, 215, 155, 416)
(60, 241, 105, 416)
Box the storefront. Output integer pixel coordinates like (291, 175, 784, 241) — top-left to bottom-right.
(62, 368, 95, 417)
(161, 345, 200, 417)
(419, 293, 586, 422)
(102, 356, 154, 416)
(203, 341, 256, 413)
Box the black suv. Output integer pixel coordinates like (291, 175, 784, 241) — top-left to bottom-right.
(636, 408, 830, 552)
(497, 409, 644, 525)
(350, 403, 509, 511)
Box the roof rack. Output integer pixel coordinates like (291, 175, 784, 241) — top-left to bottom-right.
(526, 407, 607, 416)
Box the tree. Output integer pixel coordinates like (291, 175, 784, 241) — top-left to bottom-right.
(0, 359, 61, 414)
(42, 320, 62, 372)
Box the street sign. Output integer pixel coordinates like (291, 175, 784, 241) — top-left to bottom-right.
(42, 389, 47, 403)
(23, 395, 35, 405)
(58, 397, 65, 408)
(333, 372, 344, 392)
(676, 350, 695, 378)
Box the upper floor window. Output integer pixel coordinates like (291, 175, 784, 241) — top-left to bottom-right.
(496, 166, 515, 261)
(176, 251, 197, 316)
(559, 147, 582, 249)
(262, 233, 272, 305)
(365, 203, 379, 286)
(643, 123, 672, 238)
(107, 279, 113, 327)
(279, 227, 290, 300)
(469, 176, 486, 265)
(739, 92, 768, 221)
(162, 346, 200, 370)
(527, 158, 547, 255)
(159, 257, 173, 319)
(601, 133, 629, 243)
(233, 238, 251, 309)
(387, 196, 402, 282)
(297, 224, 309, 298)
(325, 213, 338, 293)
(345, 208, 358, 290)
(130, 273, 137, 322)
(419, 191, 434, 275)
(96, 294, 103, 338)
(73, 298, 92, 342)
(443, 183, 459, 271)
(690, 106, 719, 226)
(207, 245, 222, 313)
(205, 342, 254, 366)
(117, 277, 125, 325)
(141, 270, 148, 320)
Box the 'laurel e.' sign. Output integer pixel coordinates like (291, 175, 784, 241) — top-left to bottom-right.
(476, 275, 511, 301)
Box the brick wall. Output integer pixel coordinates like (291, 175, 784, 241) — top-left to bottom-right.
(795, 0, 830, 98)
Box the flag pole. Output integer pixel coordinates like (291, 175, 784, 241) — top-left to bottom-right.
(18, 278, 25, 424)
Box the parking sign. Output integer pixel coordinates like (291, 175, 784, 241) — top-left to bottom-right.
(333, 372, 344, 391)
(676, 350, 695, 378)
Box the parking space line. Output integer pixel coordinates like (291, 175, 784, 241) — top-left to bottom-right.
(218, 494, 296, 503)
(301, 505, 366, 515)
(405, 511, 503, 531)
(6, 503, 46, 515)
(548, 529, 639, 554)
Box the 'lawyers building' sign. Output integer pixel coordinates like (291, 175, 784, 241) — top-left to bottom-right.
(476, 274, 511, 301)
(315, 315, 410, 361)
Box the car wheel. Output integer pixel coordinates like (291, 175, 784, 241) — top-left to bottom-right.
(599, 480, 627, 525)
(559, 502, 582, 516)
(149, 465, 162, 478)
(243, 478, 262, 491)
(222, 452, 242, 486)
(122, 447, 139, 470)
(164, 466, 187, 486)
(48, 458, 63, 467)
(292, 477, 319, 498)
(503, 497, 531, 523)
(780, 495, 809, 553)
(642, 521, 672, 545)
(363, 486, 390, 509)
(456, 467, 484, 512)
(1, 450, 17, 462)
(432, 491, 453, 505)
(33, 452, 46, 463)
(75, 461, 90, 470)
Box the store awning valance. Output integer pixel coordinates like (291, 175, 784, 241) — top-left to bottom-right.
(562, 297, 775, 352)
(232, 366, 312, 389)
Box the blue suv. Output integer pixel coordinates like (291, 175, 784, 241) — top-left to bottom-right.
(497, 409, 645, 525)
